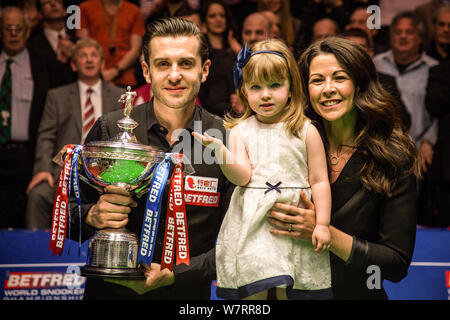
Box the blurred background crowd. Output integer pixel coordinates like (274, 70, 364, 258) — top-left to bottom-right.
(0, 0, 449, 230)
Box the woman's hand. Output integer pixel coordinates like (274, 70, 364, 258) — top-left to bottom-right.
(268, 191, 316, 241)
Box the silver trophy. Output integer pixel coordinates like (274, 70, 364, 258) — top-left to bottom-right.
(78, 87, 165, 279)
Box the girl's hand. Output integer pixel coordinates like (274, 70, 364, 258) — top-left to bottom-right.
(268, 191, 316, 241)
(192, 131, 224, 152)
(312, 224, 331, 252)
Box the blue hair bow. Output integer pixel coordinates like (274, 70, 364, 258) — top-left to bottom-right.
(232, 43, 288, 90)
(233, 43, 252, 90)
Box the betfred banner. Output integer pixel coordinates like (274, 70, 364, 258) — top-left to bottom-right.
(0, 230, 87, 300)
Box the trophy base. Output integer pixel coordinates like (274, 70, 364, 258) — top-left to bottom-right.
(80, 265, 146, 280)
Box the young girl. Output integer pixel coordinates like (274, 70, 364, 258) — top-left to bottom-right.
(193, 39, 332, 300)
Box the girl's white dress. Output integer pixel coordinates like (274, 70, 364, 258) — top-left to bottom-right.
(215, 116, 332, 299)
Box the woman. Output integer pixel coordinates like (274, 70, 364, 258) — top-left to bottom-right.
(257, 0, 301, 49)
(269, 37, 421, 299)
(198, 0, 238, 116)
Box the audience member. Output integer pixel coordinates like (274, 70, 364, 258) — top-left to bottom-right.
(342, 28, 411, 129)
(422, 59, 450, 227)
(345, 6, 390, 55)
(425, 4, 450, 62)
(257, 0, 301, 48)
(78, 0, 145, 88)
(25, 38, 124, 229)
(374, 11, 438, 174)
(300, 0, 349, 32)
(294, 16, 339, 59)
(0, 6, 49, 229)
(28, 0, 77, 89)
(312, 17, 339, 42)
(260, 10, 281, 39)
(139, 0, 165, 22)
(145, 0, 192, 25)
(414, 0, 446, 41)
(23, 0, 42, 37)
(240, 11, 270, 47)
(178, 5, 202, 27)
(198, 0, 236, 116)
(226, 0, 258, 33)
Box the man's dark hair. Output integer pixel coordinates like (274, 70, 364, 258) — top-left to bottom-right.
(341, 27, 373, 49)
(36, 0, 65, 13)
(142, 17, 209, 65)
(390, 11, 425, 39)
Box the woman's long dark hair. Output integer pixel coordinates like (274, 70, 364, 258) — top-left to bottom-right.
(298, 37, 420, 196)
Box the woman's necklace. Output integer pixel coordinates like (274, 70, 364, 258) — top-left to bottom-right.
(328, 144, 358, 171)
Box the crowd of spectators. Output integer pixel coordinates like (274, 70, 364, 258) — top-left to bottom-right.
(0, 0, 449, 229)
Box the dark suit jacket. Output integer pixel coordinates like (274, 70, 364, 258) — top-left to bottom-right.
(26, 47, 50, 158)
(425, 60, 450, 182)
(330, 149, 417, 299)
(0, 47, 48, 193)
(27, 30, 77, 89)
(33, 81, 124, 179)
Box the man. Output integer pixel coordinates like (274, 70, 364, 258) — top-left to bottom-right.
(345, 6, 389, 55)
(25, 38, 124, 229)
(28, 0, 77, 89)
(77, 0, 145, 87)
(342, 28, 411, 129)
(73, 17, 232, 299)
(425, 4, 450, 62)
(0, 6, 49, 229)
(241, 12, 270, 47)
(374, 11, 439, 173)
(311, 18, 339, 42)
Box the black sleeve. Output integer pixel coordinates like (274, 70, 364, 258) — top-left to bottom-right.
(345, 171, 417, 282)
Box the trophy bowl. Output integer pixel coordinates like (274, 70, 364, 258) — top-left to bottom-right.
(81, 141, 166, 191)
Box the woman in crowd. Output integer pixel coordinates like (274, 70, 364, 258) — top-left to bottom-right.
(269, 37, 420, 299)
(198, 0, 239, 116)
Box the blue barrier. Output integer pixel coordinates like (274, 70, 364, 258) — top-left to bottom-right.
(0, 228, 448, 300)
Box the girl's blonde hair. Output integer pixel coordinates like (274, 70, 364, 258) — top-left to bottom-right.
(224, 38, 307, 138)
